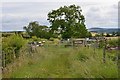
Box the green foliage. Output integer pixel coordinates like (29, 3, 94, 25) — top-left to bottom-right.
(49, 37, 54, 41)
(76, 52, 89, 62)
(116, 32, 120, 36)
(23, 21, 51, 39)
(107, 52, 117, 61)
(2, 33, 14, 37)
(99, 40, 105, 48)
(2, 34, 26, 66)
(86, 32, 92, 38)
(3, 45, 118, 78)
(107, 39, 119, 47)
(95, 34, 101, 37)
(48, 4, 88, 39)
(118, 38, 120, 46)
(49, 38, 60, 45)
(32, 36, 38, 41)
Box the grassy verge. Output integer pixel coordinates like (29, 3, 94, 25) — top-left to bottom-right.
(3, 45, 118, 78)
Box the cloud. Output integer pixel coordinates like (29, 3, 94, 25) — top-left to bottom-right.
(1, 1, 118, 31)
(84, 2, 118, 28)
(1, 0, 119, 3)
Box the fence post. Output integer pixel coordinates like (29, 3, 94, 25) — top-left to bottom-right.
(94, 42, 96, 54)
(2, 52, 6, 68)
(103, 39, 106, 63)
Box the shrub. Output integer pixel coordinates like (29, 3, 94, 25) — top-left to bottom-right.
(98, 40, 105, 48)
(32, 36, 38, 41)
(108, 39, 119, 47)
(2, 34, 26, 66)
(49, 37, 54, 41)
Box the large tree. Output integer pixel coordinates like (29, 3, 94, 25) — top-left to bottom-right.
(47, 4, 88, 39)
(23, 21, 51, 39)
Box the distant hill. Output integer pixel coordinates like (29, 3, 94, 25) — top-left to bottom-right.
(88, 27, 120, 33)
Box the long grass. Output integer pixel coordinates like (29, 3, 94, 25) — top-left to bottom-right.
(3, 44, 118, 78)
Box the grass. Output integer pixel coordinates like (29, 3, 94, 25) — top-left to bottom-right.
(3, 44, 118, 78)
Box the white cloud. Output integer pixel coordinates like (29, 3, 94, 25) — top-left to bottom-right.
(1, 1, 118, 31)
(83, 2, 118, 28)
(0, 2, 2, 31)
(1, 0, 119, 3)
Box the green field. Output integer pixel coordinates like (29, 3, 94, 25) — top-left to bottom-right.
(3, 44, 118, 78)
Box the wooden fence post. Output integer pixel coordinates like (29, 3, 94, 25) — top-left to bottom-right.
(103, 39, 107, 63)
(94, 41, 96, 54)
(103, 45, 106, 63)
(2, 52, 6, 68)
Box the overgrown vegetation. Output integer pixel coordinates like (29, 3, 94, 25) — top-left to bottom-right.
(3, 44, 118, 78)
(23, 21, 52, 39)
(107, 38, 119, 47)
(2, 34, 26, 67)
(2, 32, 119, 78)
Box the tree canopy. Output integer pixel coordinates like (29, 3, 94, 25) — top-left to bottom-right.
(47, 4, 88, 39)
(23, 21, 51, 39)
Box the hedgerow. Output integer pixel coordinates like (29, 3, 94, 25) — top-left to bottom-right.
(2, 34, 26, 67)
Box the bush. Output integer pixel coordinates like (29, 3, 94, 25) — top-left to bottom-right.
(2, 34, 26, 66)
(32, 36, 38, 41)
(99, 40, 105, 48)
(2, 33, 14, 37)
(108, 39, 119, 47)
(49, 37, 54, 41)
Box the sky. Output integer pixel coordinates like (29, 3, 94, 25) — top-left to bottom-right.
(0, 0, 119, 31)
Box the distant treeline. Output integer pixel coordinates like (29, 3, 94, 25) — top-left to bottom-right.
(1, 31, 23, 36)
